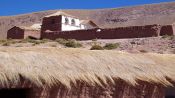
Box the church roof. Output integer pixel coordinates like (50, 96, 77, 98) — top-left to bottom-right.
(15, 23, 41, 31)
(45, 11, 77, 18)
(80, 20, 99, 27)
(30, 23, 41, 29)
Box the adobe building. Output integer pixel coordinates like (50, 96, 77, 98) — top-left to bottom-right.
(7, 24, 41, 39)
(41, 11, 98, 33)
(159, 24, 175, 36)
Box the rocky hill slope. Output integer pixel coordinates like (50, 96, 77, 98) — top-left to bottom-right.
(0, 2, 175, 39)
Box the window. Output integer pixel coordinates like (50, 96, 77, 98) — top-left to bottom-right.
(71, 19, 75, 25)
(65, 18, 69, 24)
(51, 19, 55, 24)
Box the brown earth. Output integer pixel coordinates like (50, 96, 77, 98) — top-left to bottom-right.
(0, 2, 175, 39)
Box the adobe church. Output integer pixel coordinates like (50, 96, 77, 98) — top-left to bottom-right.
(7, 11, 175, 40)
(7, 11, 98, 39)
(41, 11, 98, 32)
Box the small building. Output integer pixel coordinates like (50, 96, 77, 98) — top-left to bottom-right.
(41, 11, 98, 33)
(0, 47, 175, 98)
(7, 24, 41, 39)
(159, 24, 175, 36)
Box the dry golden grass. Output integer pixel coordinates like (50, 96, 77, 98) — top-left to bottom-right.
(0, 47, 174, 88)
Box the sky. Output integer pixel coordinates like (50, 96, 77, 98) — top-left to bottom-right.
(0, 0, 175, 16)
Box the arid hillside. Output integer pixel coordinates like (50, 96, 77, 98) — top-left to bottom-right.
(0, 2, 175, 39)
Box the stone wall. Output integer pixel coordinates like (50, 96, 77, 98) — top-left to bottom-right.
(8, 24, 175, 40)
(24, 30, 40, 39)
(41, 24, 163, 40)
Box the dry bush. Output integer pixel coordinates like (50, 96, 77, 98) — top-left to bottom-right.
(65, 39, 82, 48)
(55, 38, 68, 45)
(90, 44, 104, 50)
(56, 38, 82, 48)
(162, 35, 175, 40)
(139, 49, 148, 53)
(2, 42, 10, 46)
(103, 43, 120, 50)
(0, 39, 18, 46)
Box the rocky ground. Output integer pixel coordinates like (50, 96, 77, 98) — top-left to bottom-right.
(1, 36, 175, 54)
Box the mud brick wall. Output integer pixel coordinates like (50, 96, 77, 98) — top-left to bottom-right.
(98, 25, 159, 39)
(160, 25, 174, 36)
(41, 24, 161, 40)
(41, 16, 62, 36)
(7, 27, 24, 39)
(42, 29, 97, 40)
(24, 30, 40, 39)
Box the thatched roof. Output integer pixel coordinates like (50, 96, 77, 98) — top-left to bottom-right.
(0, 47, 175, 88)
(45, 11, 77, 18)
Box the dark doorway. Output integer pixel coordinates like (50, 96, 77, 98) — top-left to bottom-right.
(0, 88, 30, 98)
(166, 87, 175, 98)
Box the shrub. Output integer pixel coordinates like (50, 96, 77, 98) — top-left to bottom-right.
(55, 38, 68, 45)
(130, 41, 136, 44)
(22, 37, 45, 45)
(65, 39, 82, 48)
(15, 45, 22, 47)
(55, 38, 82, 48)
(21, 37, 36, 43)
(0, 40, 7, 44)
(103, 43, 119, 50)
(0, 39, 18, 46)
(162, 35, 175, 40)
(40, 39, 51, 43)
(139, 49, 148, 53)
(49, 44, 57, 47)
(90, 45, 104, 50)
(2, 42, 10, 46)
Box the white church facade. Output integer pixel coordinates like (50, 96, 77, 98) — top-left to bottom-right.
(61, 15, 85, 31)
(42, 11, 98, 32)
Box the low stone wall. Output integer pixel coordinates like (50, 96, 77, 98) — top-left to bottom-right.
(41, 24, 173, 40)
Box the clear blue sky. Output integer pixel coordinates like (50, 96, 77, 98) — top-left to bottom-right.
(0, 0, 174, 16)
